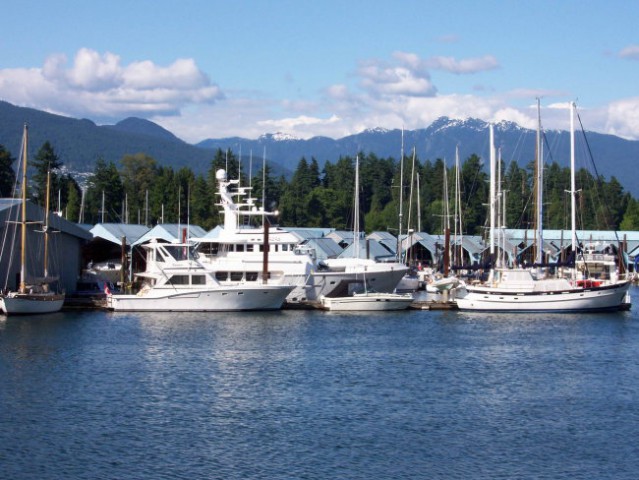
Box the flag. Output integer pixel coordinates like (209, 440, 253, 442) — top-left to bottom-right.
(104, 282, 111, 295)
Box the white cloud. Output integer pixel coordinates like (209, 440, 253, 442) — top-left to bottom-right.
(426, 55, 499, 74)
(0, 48, 223, 119)
(619, 45, 639, 60)
(357, 55, 437, 98)
(2, 48, 638, 144)
(604, 98, 639, 139)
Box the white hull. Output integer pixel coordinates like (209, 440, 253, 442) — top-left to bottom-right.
(107, 285, 293, 312)
(456, 281, 630, 312)
(320, 292, 413, 311)
(0, 293, 65, 315)
(310, 265, 408, 300)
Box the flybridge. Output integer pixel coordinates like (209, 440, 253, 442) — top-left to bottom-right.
(215, 169, 278, 233)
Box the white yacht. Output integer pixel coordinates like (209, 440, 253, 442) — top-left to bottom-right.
(106, 240, 293, 312)
(193, 170, 407, 304)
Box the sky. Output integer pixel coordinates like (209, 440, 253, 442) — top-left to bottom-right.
(1, 0, 638, 144)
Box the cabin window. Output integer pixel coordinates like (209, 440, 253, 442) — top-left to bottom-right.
(170, 275, 190, 285)
(230, 272, 244, 281)
(215, 272, 228, 281)
(191, 275, 206, 285)
(281, 244, 288, 252)
(246, 272, 258, 282)
(236, 244, 245, 252)
(246, 245, 254, 252)
(259, 245, 264, 252)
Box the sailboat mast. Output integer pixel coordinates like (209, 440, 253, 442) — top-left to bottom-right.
(489, 124, 496, 257)
(354, 155, 360, 259)
(570, 102, 577, 262)
(397, 128, 404, 262)
(44, 169, 51, 279)
(535, 98, 544, 265)
(454, 145, 462, 267)
(19, 124, 28, 294)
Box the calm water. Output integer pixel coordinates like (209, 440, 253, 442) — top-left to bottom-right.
(2, 290, 639, 479)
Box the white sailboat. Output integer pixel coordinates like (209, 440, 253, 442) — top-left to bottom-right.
(320, 156, 413, 311)
(0, 124, 65, 315)
(456, 103, 630, 312)
(106, 239, 294, 312)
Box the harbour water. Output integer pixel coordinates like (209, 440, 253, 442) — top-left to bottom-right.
(2, 289, 639, 479)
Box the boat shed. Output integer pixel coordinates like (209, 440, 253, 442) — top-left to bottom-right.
(504, 229, 639, 262)
(325, 230, 355, 249)
(367, 231, 400, 256)
(0, 199, 92, 293)
(302, 237, 343, 262)
(132, 224, 207, 247)
(84, 223, 150, 274)
(337, 236, 397, 262)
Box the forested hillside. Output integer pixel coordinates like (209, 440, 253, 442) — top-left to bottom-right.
(2, 141, 637, 234)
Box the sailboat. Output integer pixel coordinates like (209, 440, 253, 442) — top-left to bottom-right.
(455, 103, 630, 312)
(320, 155, 414, 311)
(0, 124, 65, 315)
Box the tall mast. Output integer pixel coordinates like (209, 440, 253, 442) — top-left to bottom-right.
(489, 124, 495, 257)
(454, 144, 462, 267)
(354, 155, 360, 260)
(570, 101, 577, 262)
(397, 127, 404, 262)
(416, 172, 421, 233)
(19, 124, 28, 294)
(497, 146, 502, 267)
(43, 168, 51, 280)
(535, 98, 544, 265)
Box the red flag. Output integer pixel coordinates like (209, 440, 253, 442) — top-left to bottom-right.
(103, 282, 111, 295)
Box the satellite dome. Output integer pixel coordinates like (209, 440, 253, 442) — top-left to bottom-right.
(216, 169, 227, 181)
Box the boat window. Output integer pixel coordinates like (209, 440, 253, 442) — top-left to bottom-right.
(236, 244, 245, 252)
(170, 275, 190, 285)
(246, 272, 258, 282)
(281, 244, 288, 252)
(246, 245, 254, 252)
(215, 272, 228, 281)
(191, 275, 206, 285)
(230, 272, 244, 281)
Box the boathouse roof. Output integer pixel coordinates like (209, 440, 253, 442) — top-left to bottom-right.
(0, 199, 92, 240)
(89, 223, 150, 246)
(132, 224, 207, 246)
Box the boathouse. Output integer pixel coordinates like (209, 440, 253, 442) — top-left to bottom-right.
(0, 199, 92, 293)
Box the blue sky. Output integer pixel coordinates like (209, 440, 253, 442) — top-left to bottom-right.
(1, 0, 638, 143)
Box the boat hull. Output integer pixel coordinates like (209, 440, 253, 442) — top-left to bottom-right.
(320, 293, 413, 311)
(107, 285, 293, 312)
(309, 265, 408, 300)
(0, 293, 65, 315)
(456, 281, 630, 312)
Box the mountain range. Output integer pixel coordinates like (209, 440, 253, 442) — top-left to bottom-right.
(1, 100, 638, 196)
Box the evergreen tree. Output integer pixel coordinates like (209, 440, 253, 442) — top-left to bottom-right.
(31, 141, 63, 207)
(0, 145, 16, 197)
(85, 158, 124, 224)
(64, 176, 82, 222)
(120, 153, 157, 224)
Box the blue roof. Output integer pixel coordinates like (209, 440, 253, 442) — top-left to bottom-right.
(132, 224, 207, 246)
(89, 223, 150, 245)
(0, 199, 92, 240)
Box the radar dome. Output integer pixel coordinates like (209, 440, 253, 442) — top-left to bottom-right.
(216, 169, 227, 181)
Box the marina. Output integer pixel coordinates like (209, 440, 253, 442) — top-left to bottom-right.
(1, 287, 639, 479)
